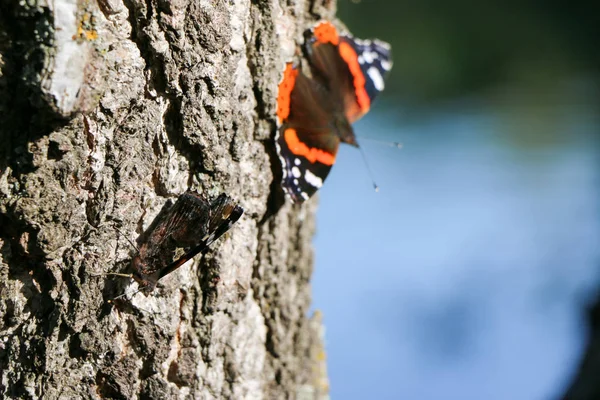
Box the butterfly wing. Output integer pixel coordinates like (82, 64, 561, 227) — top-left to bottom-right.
(305, 21, 393, 123)
(203, 194, 244, 249)
(133, 192, 211, 289)
(157, 193, 243, 280)
(276, 63, 348, 203)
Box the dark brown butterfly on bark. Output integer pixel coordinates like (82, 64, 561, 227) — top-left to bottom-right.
(128, 191, 243, 294)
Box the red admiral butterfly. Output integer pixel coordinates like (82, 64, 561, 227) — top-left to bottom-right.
(275, 21, 392, 203)
(130, 192, 243, 294)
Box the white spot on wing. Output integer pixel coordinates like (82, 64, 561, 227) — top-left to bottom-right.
(301, 192, 309, 200)
(294, 158, 301, 166)
(274, 130, 288, 179)
(304, 169, 323, 188)
(367, 67, 385, 91)
(292, 166, 301, 178)
(362, 50, 378, 64)
(381, 60, 393, 71)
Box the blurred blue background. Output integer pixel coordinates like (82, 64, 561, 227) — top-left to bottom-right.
(311, 1, 600, 399)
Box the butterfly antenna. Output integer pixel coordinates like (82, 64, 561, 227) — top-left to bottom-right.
(93, 272, 133, 278)
(358, 145, 379, 193)
(107, 286, 144, 304)
(106, 290, 156, 320)
(113, 225, 139, 252)
(358, 137, 403, 149)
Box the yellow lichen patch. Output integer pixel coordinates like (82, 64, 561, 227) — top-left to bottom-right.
(316, 349, 327, 362)
(73, 12, 98, 42)
(85, 30, 98, 41)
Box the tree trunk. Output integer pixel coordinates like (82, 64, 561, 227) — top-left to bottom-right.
(0, 0, 332, 398)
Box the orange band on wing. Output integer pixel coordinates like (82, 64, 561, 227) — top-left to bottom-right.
(338, 41, 370, 116)
(313, 21, 339, 45)
(284, 128, 335, 165)
(277, 64, 299, 123)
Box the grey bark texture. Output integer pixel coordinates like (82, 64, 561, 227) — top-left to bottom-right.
(0, 0, 332, 398)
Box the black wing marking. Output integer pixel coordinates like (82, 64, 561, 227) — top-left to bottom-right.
(345, 37, 392, 105)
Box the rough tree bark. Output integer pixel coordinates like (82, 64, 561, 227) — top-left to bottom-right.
(0, 0, 332, 398)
